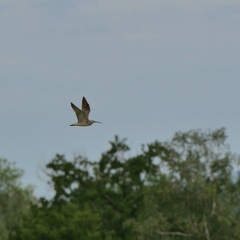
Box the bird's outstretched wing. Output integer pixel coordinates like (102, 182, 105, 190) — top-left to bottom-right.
(71, 102, 86, 123)
(82, 96, 91, 118)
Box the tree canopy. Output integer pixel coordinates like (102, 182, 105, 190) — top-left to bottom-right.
(0, 158, 33, 240)
(6, 128, 240, 239)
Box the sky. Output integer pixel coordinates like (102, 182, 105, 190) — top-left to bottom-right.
(1, 0, 240, 198)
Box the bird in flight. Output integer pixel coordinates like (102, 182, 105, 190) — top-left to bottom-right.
(70, 97, 102, 126)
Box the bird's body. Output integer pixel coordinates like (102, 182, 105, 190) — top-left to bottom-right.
(70, 97, 101, 127)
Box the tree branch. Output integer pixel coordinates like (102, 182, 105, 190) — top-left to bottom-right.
(203, 215, 211, 240)
(156, 231, 192, 237)
(101, 194, 124, 213)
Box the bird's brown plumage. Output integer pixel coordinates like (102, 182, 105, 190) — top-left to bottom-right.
(82, 96, 90, 118)
(70, 96, 102, 126)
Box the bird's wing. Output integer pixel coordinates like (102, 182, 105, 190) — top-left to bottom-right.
(82, 96, 91, 118)
(71, 102, 86, 123)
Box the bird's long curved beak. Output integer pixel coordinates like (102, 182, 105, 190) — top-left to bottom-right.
(94, 121, 102, 124)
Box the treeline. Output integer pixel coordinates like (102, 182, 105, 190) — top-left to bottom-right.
(1, 128, 240, 239)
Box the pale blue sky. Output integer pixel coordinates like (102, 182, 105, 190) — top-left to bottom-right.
(1, 0, 240, 197)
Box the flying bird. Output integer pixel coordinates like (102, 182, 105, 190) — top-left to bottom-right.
(70, 97, 102, 126)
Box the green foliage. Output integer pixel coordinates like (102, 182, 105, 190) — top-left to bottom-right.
(126, 128, 240, 240)
(0, 158, 33, 240)
(16, 202, 101, 240)
(10, 129, 240, 240)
